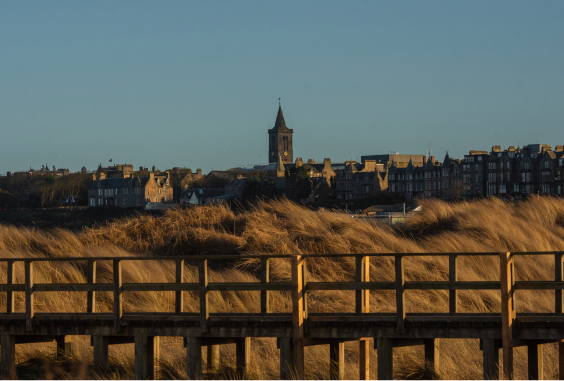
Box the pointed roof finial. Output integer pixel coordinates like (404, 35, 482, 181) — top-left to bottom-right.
(278, 98, 281, 107)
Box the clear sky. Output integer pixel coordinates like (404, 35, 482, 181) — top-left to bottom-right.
(1, 1, 563, 174)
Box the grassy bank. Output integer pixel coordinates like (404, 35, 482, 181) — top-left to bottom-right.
(1, 196, 564, 379)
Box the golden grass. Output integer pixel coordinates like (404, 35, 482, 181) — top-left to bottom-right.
(2, 196, 564, 379)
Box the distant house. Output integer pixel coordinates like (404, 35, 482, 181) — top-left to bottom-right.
(180, 188, 226, 205)
(225, 176, 247, 195)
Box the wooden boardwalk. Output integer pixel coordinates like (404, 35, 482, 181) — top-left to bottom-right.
(0, 252, 563, 379)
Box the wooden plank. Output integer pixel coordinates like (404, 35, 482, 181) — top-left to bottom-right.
(359, 339, 370, 380)
(207, 344, 220, 373)
(25, 260, 34, 331)
(501, 251, 514, 379)
(113, 260, 122, 333)
(93, 335, 109, 372)
(528, 344, 543, 381)
(377, 337, 393, 380)
(0, 284, 25, 292)
(236, 337, 250, 375)
(307, 282, 395, 291)
(261, 257, 270, 314)
(515, 281, 564, 290)
(33, 284, 113, 292)
(176, 259, 184, 314)
(1, 334, 16, 379)
(303, 259, 308, 333)
(208, 282, 290, 291)
(483, 339, 500, 380)
(396, 255, 406, 333)
(279, 337, 294, 380)
(56, 335, 72, 359)
(186, 337, 202, 380)
(557, 253, 564, 314)
(199, 259, 208, 333)
(292, 255, 305, 379)
(7, 260, 15, 314)
(449, 255, 458, 314)
(329, 342, 345, 380)
(134, 334, 159, 380)
(559, 342, 564, 380)
(424, 338, 440, 375)
(87, 260, 96, 314)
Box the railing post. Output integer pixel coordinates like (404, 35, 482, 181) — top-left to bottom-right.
(356, 255, 370, 380)
(113, 260, 122, 332)
(291, 255, 305, 379)
(302, 259, 308, 333)
(25, 260, 34, 331)
(1, 334, 16, 379)
(176, 259, 184, 314)
(449, 255, 458, 314)
(556, 253, 563, 314)
(261, 257, 270, 314)
(7, 260, 15, 313)
(87, 259, 96, 314)
(199, 259, 208, 332)
(500, 251, 514, 379)
(527, 344, 543, 380)
(395, 255, 406, 333)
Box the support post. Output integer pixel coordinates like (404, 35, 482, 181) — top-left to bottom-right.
(1, 334, 16, 380)
(93, 335, 109, 372)
(279, 337, 294, 380)
(559, 342, 564, 380)
(500, 251, 515, 379)
(113, 260, 122, 332)
(527, 344, 543, 380)
(199, 259, 208, 332)
(556, 253, 563, 314)
(291, 255, 305, 379)
(207, 345, 220, 373)
(236, 337, 250, 375)
(186, 337, 202, 380)
(87, 260, 96, 314)
(356, 256, 370, 380)
(7, 260, 15, 313)
(56, 335, 72, 359)
(176, 259, 184, 314)
(329, 342, 345, 380)
(424, 338, 440, 375)
(135, 334, 160, 380)
(377, 337, 393, 380)
(483, 339, 500, 380)
(25, 260, 34, 331)
(449, 255, 458, 314)
(261, 257, 270, 314)
(395, 255, 406, 333)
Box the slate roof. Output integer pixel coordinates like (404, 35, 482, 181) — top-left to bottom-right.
(88, 178, 125, 190)
(272, 105, 288, 131)
(181, 188, 225, 200)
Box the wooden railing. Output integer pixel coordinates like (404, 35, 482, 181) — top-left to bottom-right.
(2, 252, 564, 379)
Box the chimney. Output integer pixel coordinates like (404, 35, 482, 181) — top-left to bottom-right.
(186, 168, 192, 175)
(423, 156, 427, 165)
(430, 156, 435, 164)
(363, 160, 377, 172)
(149, 171, 155, 180)
(323, 158, 331, 169)
(556, 145, 564, 152)
(99, 173, 106, 180)
(296, 158, 304, 167)
(307, 159, 315, 164)
(197, 169, 202, 176)
(139, 166, 144, 171)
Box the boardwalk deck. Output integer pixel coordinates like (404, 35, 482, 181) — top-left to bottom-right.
(0, 252, 563, 379)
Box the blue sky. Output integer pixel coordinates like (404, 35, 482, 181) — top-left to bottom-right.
(1, 1, 563, 174)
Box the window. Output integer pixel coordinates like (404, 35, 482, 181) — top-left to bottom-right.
(90, 198, 95, 206)
(390, 184, 395, 192)
(477, 156, 482, 161)
(475, 164, 479, 171)
(559, 172, 562, 181)
(506, 162, 510, 169)
(488, 173, 496, 182)
(475, 175, 479, 182)
(499, 184, 506, 194)
(559, 185, 562, 195)
(506, 173, 510, 182)
(545, 161, 550, 169)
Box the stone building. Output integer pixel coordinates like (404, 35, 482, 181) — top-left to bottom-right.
(268, 105, 293, 163)
(335, 160, 388, 200)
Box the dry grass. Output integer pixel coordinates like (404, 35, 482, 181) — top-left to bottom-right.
(2, 196, 564, 379)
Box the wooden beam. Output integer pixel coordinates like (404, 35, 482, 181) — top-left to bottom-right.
(359, 339, 370, 380)
(93, 335, 109, 372)
(279, 337, 294, 380)
(87, 260, 96, 314)
(557, 253, 563, 314)
(528, 344, 543, 380)
(501, 251, 514, 379)
(559, 342, 564, 380)
(56, 335, 72, 359)
(483, 339, 500, 380)
(261, 257, 270, 314)
(236, 337, 250, 375)
(395, 255, 406, 333)
(424, 338, 440, 375)
(176, 259, 184, 314)
(199, 259, 208, 333)
(329, 342, 345, 380)
(25, 260, 34, 331)
(291, 255, 305, 379)
(1, 334, 16, 379)
(186, 337, 202, 380)
(113, 260, 122, 332)
(377, 337, 393, 380)
(449, 255, 458, 314)
(134, 334, 159, 380)
(7, 260, 15, 314)
(207, 344, 220, 373)
(357, 256, 370, 380)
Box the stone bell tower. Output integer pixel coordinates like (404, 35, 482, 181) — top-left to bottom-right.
(268, 103, 293, 163)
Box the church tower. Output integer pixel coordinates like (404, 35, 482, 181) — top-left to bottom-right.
(268, 104, 293, 163)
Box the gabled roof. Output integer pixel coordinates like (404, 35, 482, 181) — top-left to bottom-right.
(181, 188, 225, 200)
(346, 163, 357, 173)
(89, 177, 125, 190)
(406, 159, 415, 171)
(272, 105, 288, 131)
